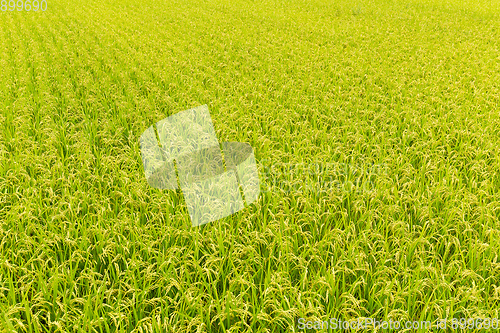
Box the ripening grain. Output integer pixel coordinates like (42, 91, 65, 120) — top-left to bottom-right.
(1, 0, 500, 332)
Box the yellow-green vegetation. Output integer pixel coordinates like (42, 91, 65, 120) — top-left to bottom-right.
(1, 0, 500, 332)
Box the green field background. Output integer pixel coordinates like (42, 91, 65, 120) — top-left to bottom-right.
(1, 0, 500, 332)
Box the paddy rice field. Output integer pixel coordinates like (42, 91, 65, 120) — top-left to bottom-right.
(1, 0, 500, 331)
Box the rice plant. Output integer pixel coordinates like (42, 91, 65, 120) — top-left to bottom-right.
(1, 0, 500, 332)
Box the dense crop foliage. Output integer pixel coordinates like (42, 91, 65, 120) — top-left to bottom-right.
(1, 0, 500, 331)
